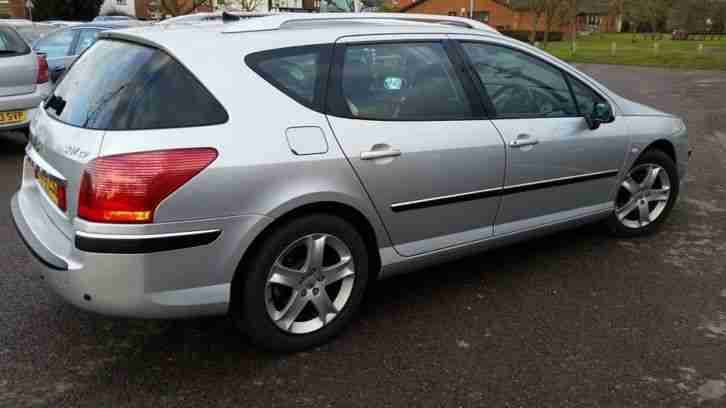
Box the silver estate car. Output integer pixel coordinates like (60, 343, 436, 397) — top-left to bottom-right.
(0, 23, 51, 133)
(11, 13, 690, 351)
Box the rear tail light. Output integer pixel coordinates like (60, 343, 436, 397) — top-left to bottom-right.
(78, 148, 218, 224)
(36, 55, 49, 84)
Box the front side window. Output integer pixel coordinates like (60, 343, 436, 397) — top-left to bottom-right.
(335, 42, 474, 121)
(568, 75, 607, 116)
(461, 42, 577, 118)
(46, 40, 228, 130)
(34, 29, 75, 59)
(246, 45, 330, 110)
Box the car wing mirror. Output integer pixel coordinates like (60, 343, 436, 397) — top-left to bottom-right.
(585, 102, 614, 131)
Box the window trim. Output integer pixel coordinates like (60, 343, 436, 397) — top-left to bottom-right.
(325, 39, 487, 122)
(455, 40, 613, 121)
(245, 44, 333, 114)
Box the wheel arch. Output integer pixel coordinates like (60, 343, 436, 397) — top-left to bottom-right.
(230, 200, 385, 311)
(643, 139, 677, 165)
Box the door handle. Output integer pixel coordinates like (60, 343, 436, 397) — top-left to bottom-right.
(509, 136, 539, 148)
(361, 149, 402, 160)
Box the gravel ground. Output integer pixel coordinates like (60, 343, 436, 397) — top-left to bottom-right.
(1, 64, 725, 407)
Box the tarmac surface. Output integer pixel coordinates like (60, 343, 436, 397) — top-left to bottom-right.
(1, 64, 725, 407)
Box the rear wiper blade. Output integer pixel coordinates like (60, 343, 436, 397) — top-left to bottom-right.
(46, 94, 67, 116)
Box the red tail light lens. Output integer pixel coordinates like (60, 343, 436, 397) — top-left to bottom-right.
(36, 55, 49, 84)
(78, 148, 218, 224)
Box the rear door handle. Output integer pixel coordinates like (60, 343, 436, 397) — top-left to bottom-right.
(361, 149, 402, 160)
(509, 135, 539, 148)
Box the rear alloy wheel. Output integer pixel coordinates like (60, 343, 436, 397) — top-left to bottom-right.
(265, 233, 356, 334)
(233, 214, 369, 352)
(607, 149, 679, 237)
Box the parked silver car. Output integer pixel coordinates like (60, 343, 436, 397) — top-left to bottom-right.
(11, 13, 690, 351)
(0, 23, 51, 133)
(32, 20, 147, 82)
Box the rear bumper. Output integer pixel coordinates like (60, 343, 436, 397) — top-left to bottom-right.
(10, 190, 273, 319)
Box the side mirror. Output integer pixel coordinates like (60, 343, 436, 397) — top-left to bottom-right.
(585, 102, 614, 130)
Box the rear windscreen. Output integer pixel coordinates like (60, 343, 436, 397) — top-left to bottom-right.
(45, 39, 228, 130)
(14, 25, 55, 44)
(0, 26, 31, 56)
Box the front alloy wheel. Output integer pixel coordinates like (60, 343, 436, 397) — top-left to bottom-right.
(615, 163, 671, 229)
(607, 149, 679, 237)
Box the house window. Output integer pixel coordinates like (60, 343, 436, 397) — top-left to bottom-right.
(116, 0, 127, 5)
(448, 11, 457, 16)
(473, 11, 490, 23)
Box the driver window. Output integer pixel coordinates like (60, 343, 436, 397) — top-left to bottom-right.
(461, 42, 577, 118)
(340, 42, 473, 121)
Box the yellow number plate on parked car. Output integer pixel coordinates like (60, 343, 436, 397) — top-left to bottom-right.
(0, 110, 26, 125)
(31, 160, 67, 211)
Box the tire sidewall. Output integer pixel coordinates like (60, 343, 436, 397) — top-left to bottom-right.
(235, 214, 370, 352)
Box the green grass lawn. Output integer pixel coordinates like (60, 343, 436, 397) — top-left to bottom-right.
(541, 33, 726, 70)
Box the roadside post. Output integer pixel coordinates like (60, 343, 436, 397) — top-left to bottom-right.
(611, 42, 617, 56)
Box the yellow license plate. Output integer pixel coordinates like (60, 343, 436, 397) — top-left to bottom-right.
(33, 165, 65, 210)
(0, 110, 26, 125)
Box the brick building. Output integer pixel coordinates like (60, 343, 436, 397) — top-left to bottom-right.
(401, 0, 621, 33)
(2, 0, 26, 18)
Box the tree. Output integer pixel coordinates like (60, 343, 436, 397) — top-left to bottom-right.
(527, 0, 547, 44)
(623, 0, 673, 35)
(609, 0, 626, 31)
(160, 0, 210, 16)
(542, 0, 565, 48)
(236, 0, 262, 11)
(30, 0, 104, 21)
(563, 0, 579, 52)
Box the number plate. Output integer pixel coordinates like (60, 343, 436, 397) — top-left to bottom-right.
(31, 159, 66, 210)
(0, 110, 27, 125)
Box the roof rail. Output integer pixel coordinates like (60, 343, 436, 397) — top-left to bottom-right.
(222, 12, 499, 34)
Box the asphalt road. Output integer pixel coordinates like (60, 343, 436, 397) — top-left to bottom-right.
(1, 64, 726, 407)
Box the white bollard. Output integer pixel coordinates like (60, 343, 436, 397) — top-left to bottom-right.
(699, 43, 704, 54)
(653, 42, 659, 55)
(611, 42, 617, 56)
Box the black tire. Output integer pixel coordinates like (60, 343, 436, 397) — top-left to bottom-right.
(232, 214, 370, 352)
(606, 149, 679, 237)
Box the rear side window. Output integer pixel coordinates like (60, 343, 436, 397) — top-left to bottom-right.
(246, 45, 332, 111)
(0, 26, 30, 56)
(45, 40, 228, 130)
(34, 29, 75, 59)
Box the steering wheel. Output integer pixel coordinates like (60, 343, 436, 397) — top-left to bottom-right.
(490, 84, 537, 116)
